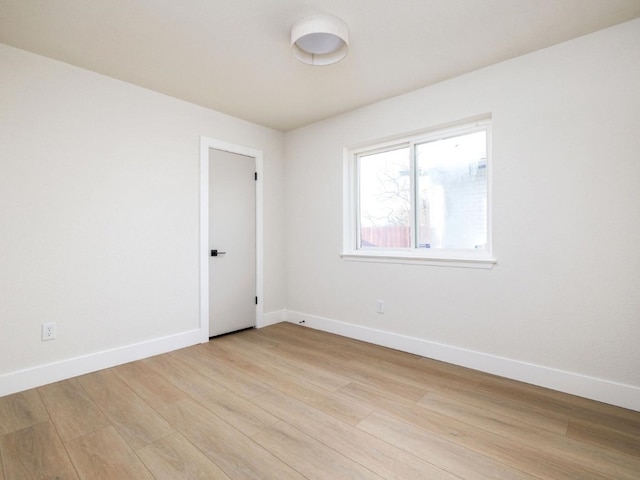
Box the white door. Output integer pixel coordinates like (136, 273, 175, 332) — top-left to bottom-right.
(208, 148, 256, 337)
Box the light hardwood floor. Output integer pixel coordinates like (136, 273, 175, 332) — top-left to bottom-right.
(0, 322, 638, 479)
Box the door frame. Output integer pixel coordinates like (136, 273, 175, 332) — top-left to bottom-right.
(199, 136, 264, 342)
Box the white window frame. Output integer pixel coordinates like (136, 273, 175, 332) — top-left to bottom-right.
(342, 118, 496, 269)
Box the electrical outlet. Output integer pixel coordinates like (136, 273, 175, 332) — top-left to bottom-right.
(377, 300, 385, 314)
(42, 322, 57, 341)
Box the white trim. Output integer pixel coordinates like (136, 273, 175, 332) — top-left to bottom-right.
(200, 137, 264, 341)
(0, 329, 201, 398)
(341, 252, 496, 269)
(259, 310, 287, 328)
(285, 310, 640, 412)
(4, 310, 638, 411)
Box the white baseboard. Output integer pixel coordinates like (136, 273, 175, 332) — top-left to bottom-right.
(4, 311, 638, 412)
(285, 310, 640, 412)
(258, 309, 287, 328)
(0, 329, 202, 398)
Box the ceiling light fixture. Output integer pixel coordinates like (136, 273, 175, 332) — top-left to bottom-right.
(291, 14, 349, 66)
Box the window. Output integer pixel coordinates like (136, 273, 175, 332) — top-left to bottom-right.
(344, 119, 495, 267)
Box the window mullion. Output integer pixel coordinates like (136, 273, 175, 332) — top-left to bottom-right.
(409, 142, 417, 250)
(355, 154, 362, 250)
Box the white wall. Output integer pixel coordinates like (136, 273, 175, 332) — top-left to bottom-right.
(284, 19, 640, 409)
(0, 43, 285, 393)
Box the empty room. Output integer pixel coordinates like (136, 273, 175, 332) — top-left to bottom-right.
(1, 1, 639, 479)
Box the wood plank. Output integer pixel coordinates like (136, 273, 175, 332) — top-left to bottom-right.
(212, 333, 351, 392)
(204, 340, 373, 425)
(568, 419, 640, 459)
(0, 390, 49, 435)
(419, 391, 640, 480)
(379, 398, 617, 480)
(38, 378, 110, 442)
(257, 339, 356, 385)
(169, 344, 271, 399)
(249, 332, 429, 403)
(335, 380, 416, 412)
(338, 378, 613, 480)
(254, 389, 460, 480)
(157, 398, 305, 480)
(65, 425, 154, 480)
(143, 353, 278, 437)
(253, 323, 357, 362)
(480, 374, 640, 421)
(347, 354, 483, 393)
(261, 324, 499, 389)
(253, 420, 384, 480)
(224, 326, 282, 348)
(137, 432, 231, 480)
(254, 323, 361, 362)
(418, 386, 569, 435)
(358, 411, 537, 480)
(0, 421, 78, 479)
(266, 322, 488, 386)
(112, 360, 187, 409)
(76, 369, 174, 450)
(477, 376, 640, 436)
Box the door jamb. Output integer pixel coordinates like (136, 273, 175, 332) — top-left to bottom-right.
(199, 136, 264, 342)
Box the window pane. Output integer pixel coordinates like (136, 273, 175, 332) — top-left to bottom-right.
(416, 130, 487, 250)
(358, 147, 411, 248)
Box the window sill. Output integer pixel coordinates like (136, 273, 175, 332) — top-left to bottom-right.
(341, 251, 496, 269)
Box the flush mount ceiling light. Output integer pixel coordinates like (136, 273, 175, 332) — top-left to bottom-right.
(291, 14, 349, 66)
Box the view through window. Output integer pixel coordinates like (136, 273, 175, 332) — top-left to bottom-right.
(354, 120, 490, 259)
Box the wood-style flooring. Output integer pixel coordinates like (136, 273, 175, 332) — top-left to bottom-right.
(0, 322, 638, 479)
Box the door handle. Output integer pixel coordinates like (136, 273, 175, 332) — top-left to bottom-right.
(211, 249, 226, 257)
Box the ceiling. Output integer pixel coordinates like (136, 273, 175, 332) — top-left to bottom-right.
(1, 1, 639, 131)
